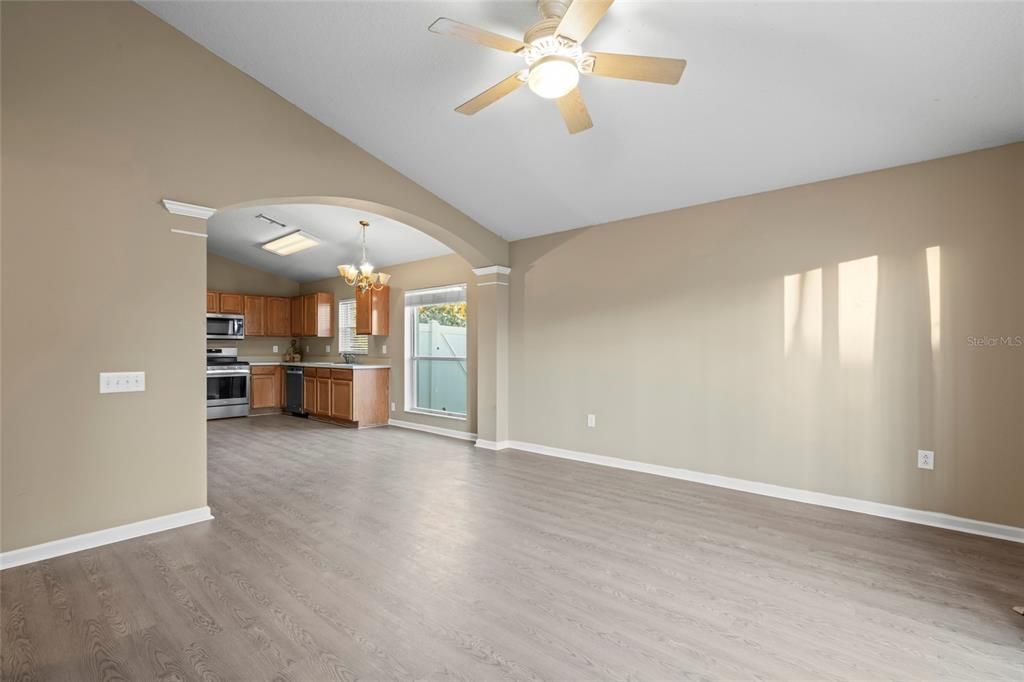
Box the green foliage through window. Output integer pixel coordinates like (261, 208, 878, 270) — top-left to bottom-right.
(417, 303, 467, 327)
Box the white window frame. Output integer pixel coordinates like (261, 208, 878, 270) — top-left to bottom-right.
(404, 285, 468, 420)
(337, 299, 368, 356)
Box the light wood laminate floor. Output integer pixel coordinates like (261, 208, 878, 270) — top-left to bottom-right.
(2, 415, 1023, 680)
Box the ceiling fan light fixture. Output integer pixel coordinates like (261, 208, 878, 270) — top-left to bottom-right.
(527, 55, 579, 99)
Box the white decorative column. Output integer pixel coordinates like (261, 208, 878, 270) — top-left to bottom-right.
(472, 266, 511, 449)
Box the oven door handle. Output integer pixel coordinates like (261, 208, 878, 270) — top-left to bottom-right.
(206, 371, 251, 378)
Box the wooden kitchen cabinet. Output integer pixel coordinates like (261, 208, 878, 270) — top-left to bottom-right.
(302, 295, 316, 337)
(355, 286, 389, 336)
(206, 291, 219, 313)
(302, 373, 316, 413)
(300, 365, 388, 426)
(265, 296, 290, 337)
(315, 368, 332, 416)
(244, 295, 265, 336)
(290, 296, 304, 337)
(329, 371, 353, 421)
(297, 292, 334, 338)
(219, 293, 244, 314)
(250, 366, 280, 409)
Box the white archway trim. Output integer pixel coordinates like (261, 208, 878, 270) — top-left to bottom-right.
(472, 266, 511, 276)
(162, 199, 216, 219)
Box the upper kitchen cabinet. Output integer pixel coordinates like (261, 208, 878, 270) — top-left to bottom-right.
(299, 292, 333, 338)
(207, 291, 244, 314)
(244, 295, 265, 336)
(355, 286, 389, 336)
(219, 293, 244, 314)
(290, 296, 304, 337)
(265, 297, 291, 337)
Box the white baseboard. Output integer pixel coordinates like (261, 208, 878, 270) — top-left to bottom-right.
(388, 419, 477, 442)
(0, 506, 214, 570)
(474, 438, 512, 450)
(500, 440, 1024, 545)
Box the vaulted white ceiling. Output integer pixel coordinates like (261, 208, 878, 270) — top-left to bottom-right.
(143, 1, 1024, 241)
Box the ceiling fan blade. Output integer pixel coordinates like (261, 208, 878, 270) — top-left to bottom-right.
(588, 52, 686, 84)
(555, 0, 614, 44)
(428, 17, 526, 53)
(556, 86, 593, 134)
(455, 72, 526, 115)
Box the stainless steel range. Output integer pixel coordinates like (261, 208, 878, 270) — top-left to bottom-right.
(206, 347, 250, 420)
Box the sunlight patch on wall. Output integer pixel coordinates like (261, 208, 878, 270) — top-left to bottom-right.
(926, 246, 941, 351)
(838, 255, 878, 365)
(783, 268, 822, 359)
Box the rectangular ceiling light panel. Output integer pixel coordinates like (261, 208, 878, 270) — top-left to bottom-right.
(261, 230, 320, 256)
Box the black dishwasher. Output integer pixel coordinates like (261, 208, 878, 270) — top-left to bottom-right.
(285, 366, 306, 416)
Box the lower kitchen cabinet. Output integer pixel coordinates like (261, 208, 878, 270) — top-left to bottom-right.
(315, 369, 331, 417)
(302, 366, 388, 427)
(302, 375, 316, 412)
(330, 377, 353, 420)
(250, 366, 281, 409)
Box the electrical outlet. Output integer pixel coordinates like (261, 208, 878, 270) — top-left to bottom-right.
(917, 449, 934, 470)
(587, 414, 596, 428)
(100, 371, 146, 394)
(305, 345, 310, 352)
(272, 345, 279, 353)
(325, 345, 331, 353)
(382, 344, 388, 355)
(391, 402, 396, 412)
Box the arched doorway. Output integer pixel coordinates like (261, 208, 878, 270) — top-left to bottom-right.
(207, 195, 511, 446)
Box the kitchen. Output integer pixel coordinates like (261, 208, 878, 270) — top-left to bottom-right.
(206, 286, 391, 426)
(204, 202, 478, 438)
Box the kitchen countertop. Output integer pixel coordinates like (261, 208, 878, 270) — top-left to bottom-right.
(242, 359, 391, 370)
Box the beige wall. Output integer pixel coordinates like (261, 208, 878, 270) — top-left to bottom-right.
(302, 254, 478, 434)
(0, 2, 502, 551)
(207, 252, 300, 298)
(510, 143, 1024, 528)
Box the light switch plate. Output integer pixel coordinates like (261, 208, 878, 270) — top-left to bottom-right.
(100, 371, 145, 394)
(587, 414, 596, 428)
(326, 345, 331, 353)
(917, 449, 934, 470)
(382, 344, 388, 355)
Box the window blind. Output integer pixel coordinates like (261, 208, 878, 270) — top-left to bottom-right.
(338, 299, 368, 355)
(405, 284, 467, 307)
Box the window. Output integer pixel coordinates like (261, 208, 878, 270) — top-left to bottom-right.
(405, 284, 467, 418)
(337, 299, 368, 355)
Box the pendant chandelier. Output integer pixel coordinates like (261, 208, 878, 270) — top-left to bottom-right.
(338, 220, 391, 292)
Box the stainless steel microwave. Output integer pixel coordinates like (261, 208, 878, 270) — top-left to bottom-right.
(206, 313, 245, 340)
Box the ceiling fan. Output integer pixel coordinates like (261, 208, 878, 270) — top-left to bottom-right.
(429, 0, 686, 134)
